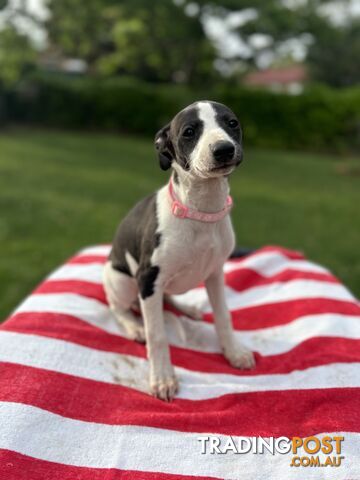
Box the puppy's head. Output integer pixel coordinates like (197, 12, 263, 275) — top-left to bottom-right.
(155, 101, 243, 178)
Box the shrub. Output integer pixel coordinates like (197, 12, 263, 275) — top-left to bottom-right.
(3, 72, 360, 153)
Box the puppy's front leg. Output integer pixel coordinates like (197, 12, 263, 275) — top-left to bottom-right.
(139, 283, 178, 401)
(205, 268, 255, 369)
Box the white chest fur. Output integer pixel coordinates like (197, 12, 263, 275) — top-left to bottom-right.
(153, 186, 235, 295)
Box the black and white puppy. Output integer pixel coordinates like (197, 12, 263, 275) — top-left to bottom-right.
(103, 100, 255, 401)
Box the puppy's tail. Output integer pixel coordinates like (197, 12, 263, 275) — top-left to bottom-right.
(230, 247, 256, 259)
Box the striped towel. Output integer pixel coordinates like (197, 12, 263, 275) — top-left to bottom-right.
(0, 245, 359, 479)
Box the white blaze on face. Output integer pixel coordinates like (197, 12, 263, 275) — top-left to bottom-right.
(190, 102, 234, 175)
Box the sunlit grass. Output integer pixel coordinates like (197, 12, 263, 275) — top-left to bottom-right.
(0, 127, 359, 320)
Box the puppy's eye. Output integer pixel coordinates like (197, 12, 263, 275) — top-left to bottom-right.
(228, 119, 239, 129)
(183, 127, 195, 138)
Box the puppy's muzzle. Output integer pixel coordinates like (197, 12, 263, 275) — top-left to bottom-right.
(212, 141, 235, 165)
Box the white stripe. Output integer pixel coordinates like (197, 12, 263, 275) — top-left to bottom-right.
(47, 263, 104, 283)
(77, 245, 111, 256)
(0, 331, 359, 399)
(50, 253, 330, 283)
(164, 312, 360, 355)
(44, 258, 357, 310)
(224, 251, 330, 276)
(174, 280, 356, 312)
(74, 247, 330, 277)
(0, 401, 358, 479)
(14, 293, 360, 356)
(15, 293, 123, 336)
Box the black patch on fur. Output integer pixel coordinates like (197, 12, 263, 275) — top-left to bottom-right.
(155, 124, 175, 170)
(172, 170, 179, 185)
(154, 232, 161, 248)
(137, 265, 160, 299)
(109, 193, 162, 293)
(170, 105, 204, 171)
(113, 264, 132, 276)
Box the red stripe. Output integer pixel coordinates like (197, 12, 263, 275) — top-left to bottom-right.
(63, 255, 324, 297)
(245, 245, 305, 260)
(162, 268, 338, 293)
(31, 280, 360, 331)
(2, 312, 146, 358)
(0, 449, 219, 480)
(216, 298, 360, 330)
(41, 265, 336, 297)
(67, 245, 305, 266)
(224, 268, 338, 292)
(67, 254, 108, 265)
(34, 271, 340, 309)
(35, 280, 107, 304)
(2, 312, 360, 376)
(1, 362, 359, 437)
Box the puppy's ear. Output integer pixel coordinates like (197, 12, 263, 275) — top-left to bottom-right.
(154, 123, 174, 171)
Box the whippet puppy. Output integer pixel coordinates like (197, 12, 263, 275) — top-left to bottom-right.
(103, 101, 255, 401)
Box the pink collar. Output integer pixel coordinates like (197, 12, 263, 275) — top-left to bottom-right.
(168, 179, 233, 223)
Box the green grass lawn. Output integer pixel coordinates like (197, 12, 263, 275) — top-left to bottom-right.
(0, 128, 359, 321)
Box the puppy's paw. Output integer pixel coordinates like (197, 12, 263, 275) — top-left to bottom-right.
(224, 344, 255, 370)
(126, 323, 146, 343)
(150, 373, 179, 401)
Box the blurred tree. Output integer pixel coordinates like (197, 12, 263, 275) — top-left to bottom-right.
(44, 0, 113, 71)
(45, 0, 217, 84)
(195, 0, 360, 87)
(8, 0, 357, 87)
(0, 26, 36, 86)
(307, 20, 360, 87)
(98, 2, 216, 84)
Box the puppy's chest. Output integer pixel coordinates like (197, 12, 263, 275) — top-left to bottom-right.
(157, 221, 234, 294)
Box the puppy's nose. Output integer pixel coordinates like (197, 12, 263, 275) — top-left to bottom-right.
(212, 141, 235, 162)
